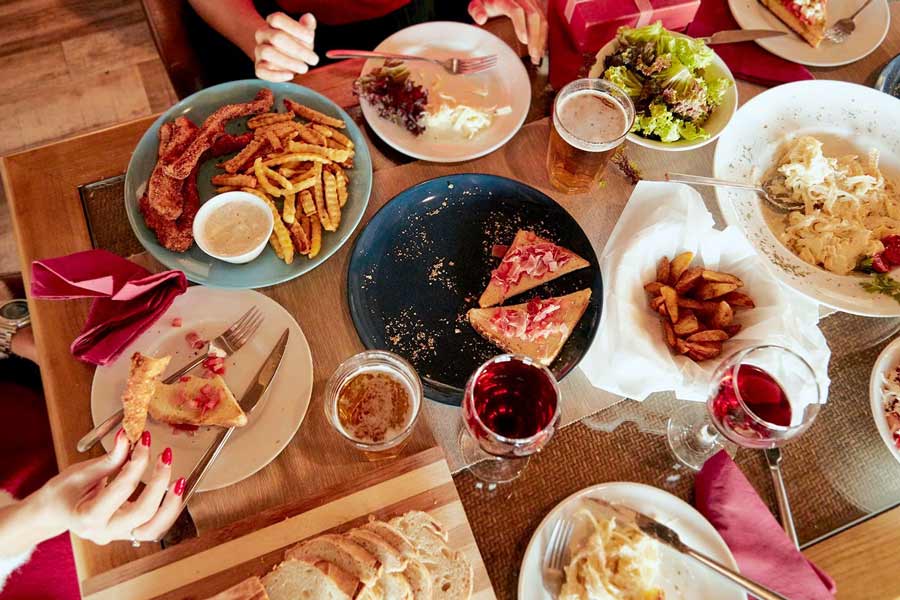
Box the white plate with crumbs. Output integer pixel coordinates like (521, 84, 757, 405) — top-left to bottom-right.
(91, 287, 313, 491)
(728, 0, 890, 67)
(358, 21, 530, 163)
(869, 336, 900, 465)
(714, 80, 900, 316)
(518, 482, 743, 600)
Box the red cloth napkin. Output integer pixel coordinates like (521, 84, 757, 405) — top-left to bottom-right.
(686, 0, 814, 87)
(30, 249, 187, 366)
(696, 450, 836, 599)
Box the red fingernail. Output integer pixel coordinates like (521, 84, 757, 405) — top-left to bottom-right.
(115, 428, 125, 442)
(141, 430, 151, 446)
(161, 447, 173, 465)
(174, 477, 186, 496)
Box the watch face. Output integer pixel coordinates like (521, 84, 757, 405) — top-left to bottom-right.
(1, 300, 28, 321)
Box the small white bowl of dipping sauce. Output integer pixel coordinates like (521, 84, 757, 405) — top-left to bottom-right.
(193, 191, 274, 264)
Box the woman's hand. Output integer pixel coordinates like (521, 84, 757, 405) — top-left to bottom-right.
(468, 0, 548, 65)
(28, 429, 184, 545)
(254, 12, 320, 82)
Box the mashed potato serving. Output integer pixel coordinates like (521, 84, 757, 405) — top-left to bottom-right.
(765, 136, 900, 275)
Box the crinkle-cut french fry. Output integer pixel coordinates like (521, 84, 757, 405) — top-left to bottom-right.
(259, 195, 294, 264)
(289, 219, 310, 254)
(308, 217, 322, 258)
(254, 158, 283, 197)
(297, 125, 328, 146)
(283, 192, 296, 224)
(285, 98, 346, 128)
(313, 170, 332, 231)
(264, 164, 293, 194)
(299, 190, 316, 216)
(311, 123, 353, 148)
(322, 170, 340, 231)
(211, 173, 257, 188)
(215, 186, 238, 193)
(261, 153, 331, 168)
(333, 165, 348, 207)
(265, 129, 282, 151)
(240, 187, 270, 203)
(247, 112, 293, 128)
(268, 232, 284, 260)
(287, 141, 349, 162)
(289, 176, 317, 194)
(223, 136, 264, 173)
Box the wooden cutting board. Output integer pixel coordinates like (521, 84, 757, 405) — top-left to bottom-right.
(79, 446, 494, 600)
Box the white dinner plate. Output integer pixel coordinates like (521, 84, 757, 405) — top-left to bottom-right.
(714, 80, 900, 317)
(91, 286, 313, 491)
(359, 21, 530, 163)
(869, 337, 900, 465)
(518, 482, 744, 600)
(727, 0, 890, 67)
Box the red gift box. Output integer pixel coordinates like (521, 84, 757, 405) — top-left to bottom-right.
(559, 0, 700, 52)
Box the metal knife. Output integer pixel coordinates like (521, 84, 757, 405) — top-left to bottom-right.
(588, 498, 790, 600)
(765, 447, 799, 548)
(698, 29, 788, 45)
(176, 329, 289, 509)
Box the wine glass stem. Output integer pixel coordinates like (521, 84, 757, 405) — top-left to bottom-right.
(689, 424, 720, 452)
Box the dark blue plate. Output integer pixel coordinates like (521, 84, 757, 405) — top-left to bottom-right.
(875, 53, 900, 98)
(347, 174, 603, 405)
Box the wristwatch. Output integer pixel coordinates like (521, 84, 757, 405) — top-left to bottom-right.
(0, 299, 30, 359)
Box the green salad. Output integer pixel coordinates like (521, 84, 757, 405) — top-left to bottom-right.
(600, 23, 732, 143)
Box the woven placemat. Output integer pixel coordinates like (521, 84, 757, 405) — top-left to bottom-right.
(79, 176, 145, 258)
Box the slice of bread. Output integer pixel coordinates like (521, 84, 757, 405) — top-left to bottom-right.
(375, 571, 413, 600)
(262, 560, 348, 600)
(389, 513, 472, 600)
(478, 230, 589, 308)
(318, 562, 367, 599)
(360, 521, 416, 559)
(203, 576, 269, 600)
(286, 534, 382, 588)
(468, 288, 592, 366)
(150, 374, 247, 428)
(122, 353, 171, 443)
(348, 529, 408, 573)
(759, 0, 825, 47)
(401, 559, 434, 600)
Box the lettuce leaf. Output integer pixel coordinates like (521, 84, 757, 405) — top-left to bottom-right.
(703, 75, 731, 107)
(603, 66, 643, 97)
(633, 102, 710, 143)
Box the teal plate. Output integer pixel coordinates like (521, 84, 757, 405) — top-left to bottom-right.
(124, 79, 372, 289)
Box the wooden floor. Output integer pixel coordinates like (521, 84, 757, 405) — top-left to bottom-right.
(0, 0, 176, 274)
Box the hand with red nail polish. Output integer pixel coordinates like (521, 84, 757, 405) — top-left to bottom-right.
(1, 429, 185, 549)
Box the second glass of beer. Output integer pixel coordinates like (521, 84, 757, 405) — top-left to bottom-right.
(547, 79, 635, 194)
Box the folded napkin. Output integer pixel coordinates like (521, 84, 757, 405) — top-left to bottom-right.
(686, 0, 814, 87)
(31, 250, 187, 366)
(696, 450, 837, 599)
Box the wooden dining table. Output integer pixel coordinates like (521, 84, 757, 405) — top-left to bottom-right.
(4, 12, 900, 600)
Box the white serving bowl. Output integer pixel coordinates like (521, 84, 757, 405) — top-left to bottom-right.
(588, 32, 738, 152)
(193, 191, 274, 264)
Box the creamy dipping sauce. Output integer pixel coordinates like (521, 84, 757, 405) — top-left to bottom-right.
(201, 201, 270, 257)
(557, 89, 629, 146)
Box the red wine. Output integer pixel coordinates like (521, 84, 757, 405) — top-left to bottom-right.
(467, 358, 558, 440)
(711, 365, 792, 443)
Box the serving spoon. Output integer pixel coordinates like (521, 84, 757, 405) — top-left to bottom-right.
(665, 172, 804, 212)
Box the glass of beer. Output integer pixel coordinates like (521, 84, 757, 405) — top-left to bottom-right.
(547, 78, 635, 194)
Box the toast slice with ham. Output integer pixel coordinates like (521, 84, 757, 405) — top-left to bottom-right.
(478, 230, 589, 308)
(468, 289, 592, 366)
(150, 375, 247, 428)
(122, 353, 171, 443)
(759, 0, 826, 47)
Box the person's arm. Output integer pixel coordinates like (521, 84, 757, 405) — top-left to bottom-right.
(188, 0, 319, 82)
(10, 326, 36, 364)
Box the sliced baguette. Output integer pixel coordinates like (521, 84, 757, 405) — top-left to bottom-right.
(389, 513, 472, 600)
(478, 230, 589, 308)
(361, 520, 416, 559)
(467, 288, 592, 366)
(262, 560, 348, 600)
(759, 0, 825, 47)
(374, 571, 413, 600)
(286, 534, 381, 588)
(348, 528, 408, 573)
(401, 559, 434, 600)
(203, 576, 269, 600)
(150, 374, 247, 428)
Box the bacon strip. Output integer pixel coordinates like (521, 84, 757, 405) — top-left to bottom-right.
(147, 117, 198, 220)
(164, 89, 274, 180)
(210, 132, 254, 157)
(140, 167, 200, 252)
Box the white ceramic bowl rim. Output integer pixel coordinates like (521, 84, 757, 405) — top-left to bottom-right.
(193, 191, 275, 263)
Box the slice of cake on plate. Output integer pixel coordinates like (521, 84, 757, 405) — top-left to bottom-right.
(150, 375, 247, 428)
(478, 230, 589, 308)
(760, 0, 827, 47)
(468, 289, 592, 366)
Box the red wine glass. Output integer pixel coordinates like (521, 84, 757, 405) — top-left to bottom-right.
(459, 354, 561, 485)
(667, 345, 822, 470)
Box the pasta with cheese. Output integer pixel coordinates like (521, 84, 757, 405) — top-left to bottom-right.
(559, 509, 663, 600)
(765, 136, 900, 275)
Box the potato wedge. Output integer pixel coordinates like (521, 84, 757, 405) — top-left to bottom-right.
(686, 330, 729, 343)
(662, 319, 676, 349)
(677, 297, 705, 310)
(702, 269, 744, 286)
(723, 291, 756, 308)
(724, 324, 743, 337)
(660, 286, 679, 323)
(674, 266, 703, 294)
(695, 282, 739, 300)
(650, 295, 665, 310)
(675, 338, 691, 355)
(644, 281, 664, 294)
(673, 311, 700, 336)
(686, 341, 722, 360)
(709, 301, 734, 329)
(657, 256, 671, 286)
(671, 252, 694, 281)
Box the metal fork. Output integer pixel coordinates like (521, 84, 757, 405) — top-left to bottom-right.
(326, 49, 498, 75)
(76, 307, 264, 453)
(541, 518, 574, 595)
(824, 0, 876, 43)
